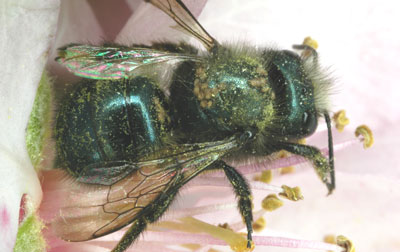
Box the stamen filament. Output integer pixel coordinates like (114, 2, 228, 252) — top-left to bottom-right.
(188, 177, 284, 193)
(162, 202, 237, 220)
(140, 231, 345, 251)
(252, 236, 344, 251)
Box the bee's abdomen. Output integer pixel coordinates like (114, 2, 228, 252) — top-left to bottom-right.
(55, 77, 171, 176)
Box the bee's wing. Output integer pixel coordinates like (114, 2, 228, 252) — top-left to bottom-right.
(148, 0, 218, 51)
(56, 44, 201, 80)
(53, 137, 239, 241)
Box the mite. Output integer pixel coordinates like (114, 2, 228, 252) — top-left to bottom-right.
(54, 0, 335, 251)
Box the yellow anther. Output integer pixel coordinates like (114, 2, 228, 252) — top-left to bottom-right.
(298, 138, 306, 145)
(230, 240, 255, 252)
(254, 170, 273, 183)
(323, 234, 336, 244)
(355, 125, 374, 149)
(180, 244, 202, 250)
(261, 194, 283, 211)
(278, 150, 289, 158)
(252, 217, 266, 232)
(218, 222, 233, 231)
(276, 151, 296, 174)
(336, 235, 355, 252)
(280, 166, 296, 174)
(279, 185, 304, 201)
(167, 217, 250, 252)
(333, 110, 350, 132)
(303, 36, 319, 50)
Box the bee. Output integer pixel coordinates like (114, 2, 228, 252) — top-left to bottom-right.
(53, 0, 335, 251)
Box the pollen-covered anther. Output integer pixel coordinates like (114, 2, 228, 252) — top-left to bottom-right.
(336, 235, 355, 252)
(301, 36, 318, 58)
(252, 217, 266, 232)
(323, 234, 336, 244)
(277, 151, 296, 174)
(261, 194, 283, 211)
(218, 222, 234, 231)
(280, 166, 296, 174)
(333, 110, 349, 132)
(278, 150, 289, 158)
(279, 185, 304, 201)
(254, 170, 273, 183)
(230, 240, 255, 252)
(355, 125, 374, 149)
(298, 138, 306, 145)
(303, 36, 319, 50)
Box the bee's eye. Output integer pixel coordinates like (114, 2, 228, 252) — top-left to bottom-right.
(301, 111, 317, 136)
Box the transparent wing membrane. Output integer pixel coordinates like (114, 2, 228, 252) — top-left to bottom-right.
(53, 137, 239, 241)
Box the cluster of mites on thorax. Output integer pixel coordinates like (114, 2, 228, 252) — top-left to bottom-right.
(193, 64, 276, 109)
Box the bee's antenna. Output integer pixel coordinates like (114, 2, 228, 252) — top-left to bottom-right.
(324, 112, 335, 193)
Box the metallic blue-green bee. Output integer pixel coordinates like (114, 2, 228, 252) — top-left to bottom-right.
(54, 0, 335, 251)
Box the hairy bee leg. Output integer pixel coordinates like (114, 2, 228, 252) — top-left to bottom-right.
(111, 188, 179, 252)
(111, 218, 146, 252)
(324, 112, 335, 193)
(280, 143, 335, 194)
(215, 161, 253, 248)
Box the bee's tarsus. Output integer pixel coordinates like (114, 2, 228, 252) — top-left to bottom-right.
(324, 112, 335, 193)
(278, 141, 334, 194)
(247, 240, 252, 249)
(215, 161, 254, 247)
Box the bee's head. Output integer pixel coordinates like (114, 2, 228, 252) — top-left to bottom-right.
(262, 48, 332, 140)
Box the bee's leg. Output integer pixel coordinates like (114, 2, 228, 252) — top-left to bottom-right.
(111, 187, 179, 252)
(111, 217, 146, 252)
(279, 142, 335, 194)
(214, 160, 253, 248)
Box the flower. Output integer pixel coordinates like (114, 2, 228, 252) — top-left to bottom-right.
(2, 0, 400, 252)
(0, 0, 59, 251)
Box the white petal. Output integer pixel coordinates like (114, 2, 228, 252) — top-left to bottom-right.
(0, 0, 59, 251)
